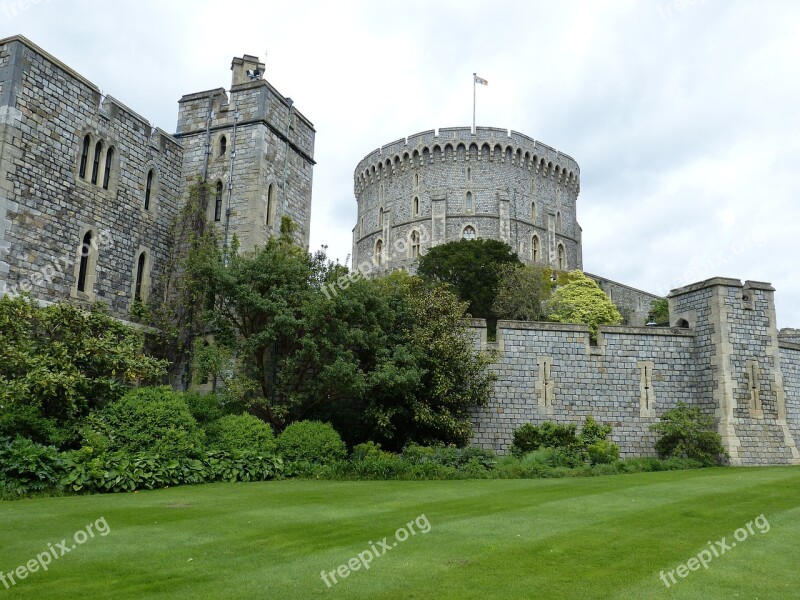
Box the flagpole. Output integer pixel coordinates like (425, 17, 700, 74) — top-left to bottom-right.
(472, 73, 476, 134)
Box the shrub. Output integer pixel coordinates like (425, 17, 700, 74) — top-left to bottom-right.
(511, 422, 580, 456)
(0, 437, 65, 495)
(579, 416, 613, 446)
(586, 440, 620, 465)
(86, 387, 204, 458)
(60, 448, 283, 494)
(185, 392, 226, 424)
(205, 414, 275, 454)
(276, 421, 346, 465)
(649, 402, 727, 466)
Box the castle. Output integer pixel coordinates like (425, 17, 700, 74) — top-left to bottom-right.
(3, 35, 800, 465)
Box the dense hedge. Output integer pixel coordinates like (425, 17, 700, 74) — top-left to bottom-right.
(0, 436, 283, 498)
(276, 421, 347, 466)
(205, 414, 276, 454)
(83, 387, 205, 458)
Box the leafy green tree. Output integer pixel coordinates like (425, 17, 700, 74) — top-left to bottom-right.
(650, 298, 669, 325)
(416, 239, 520, 320)
(192, 240, 494, 448)
(492, 263, 555, 321)
(649, 402, 726, 466)
(547, 270, 623, 338)
(0, 295, 167, 447)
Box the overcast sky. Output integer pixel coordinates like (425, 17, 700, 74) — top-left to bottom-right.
(9, 0, 800, 326)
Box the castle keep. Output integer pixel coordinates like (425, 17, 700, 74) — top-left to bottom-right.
(352, 127, 659, 325)
(0, 35, 314, 321)
(3, 36, 800, 465)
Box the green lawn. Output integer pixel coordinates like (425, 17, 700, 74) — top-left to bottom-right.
(1, 468, 799, 599)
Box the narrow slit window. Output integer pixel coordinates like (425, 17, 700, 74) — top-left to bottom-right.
(266, 183, 275, 226)
(102, 147, 114, 190)
(144, 170, 154, 210)
(135, 252, 146, 302)
(466, 191, 473, 211)
(79, 134, 90, 179)
(77, 231, 92, 293)
(215, 181, 223, 222)
(219, 135, 227, 156)
(91, 141, 103, 184)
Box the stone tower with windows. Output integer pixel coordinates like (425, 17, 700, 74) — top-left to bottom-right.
(0, 35, 314, 323)
(352, 127, 581, 276)
(175, 54, 315, 253)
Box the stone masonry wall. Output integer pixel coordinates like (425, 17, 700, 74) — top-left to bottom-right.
(780, 344, 800, 446)
(0, 36, 182, 320)
(469, 321, 697, 457)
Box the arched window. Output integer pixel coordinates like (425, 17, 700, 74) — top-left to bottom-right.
(375, 239, 383, 266)
(134, 252, 146, 302)
(91, 140, 103, 184)
(378, 207, 384, 228)
(410, 230, 421, 258)
(463, 225, 476, 240)
(214, 181, 223, 222)
(466, 191, 473, 211)
(77, 230, 93, 293)
(556, 211, 562, 232)
(531, 201, 536, 220)
(266, 183, 275, 226)
(79, 134, 90, 179)
(557, 244, 566, 270)
(532, 235, 540, 262)
(413, 196, 419, 217)
(219, 135, 227, 157)
(102, 147, 114, 190)
(144, 170, 154, 210)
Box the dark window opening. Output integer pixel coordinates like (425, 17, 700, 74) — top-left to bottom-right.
(135, 252, 146, 301)
(77, 231, 92, 293)
(214, 181, 223, 222)
(91, 141, 103, 184)
(144, 170, 154, 210)
(79, 134, 90, 178)
(102, 147, 114, 190)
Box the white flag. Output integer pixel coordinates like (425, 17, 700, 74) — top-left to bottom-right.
(474, 75, 488, 86)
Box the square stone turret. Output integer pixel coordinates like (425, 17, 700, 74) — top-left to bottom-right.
(668, 277, 800, 465)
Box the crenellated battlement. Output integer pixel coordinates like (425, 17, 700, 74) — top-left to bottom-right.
(354, 127, 580, 195)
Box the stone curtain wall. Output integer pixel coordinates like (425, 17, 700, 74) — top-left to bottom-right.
(469, 321, 697, 457)
(175, 60, 315, 252)
(471, 278, 800, 464)
(0, 36, 182, 320)
(352, 127, 581, 274)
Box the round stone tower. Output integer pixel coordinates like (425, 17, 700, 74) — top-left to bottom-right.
(352, 126, 582, 274)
